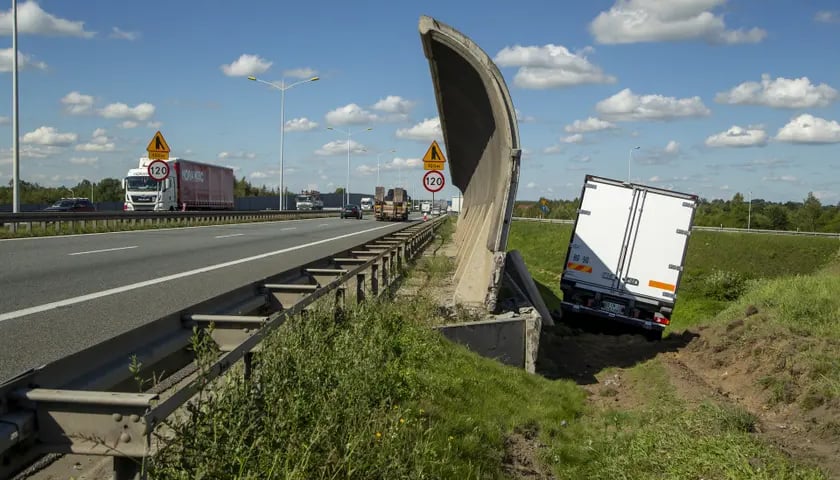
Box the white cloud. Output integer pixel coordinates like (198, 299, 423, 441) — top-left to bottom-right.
(775, 114, 840, 144)
(109, 27, 139, 40)
(561, 133, 584, 144)
(250, 171, 269, 179)
(0, 47, 47, 72)
(69, 156, 97, 165)
(147, 121, 162, 128)
(813, 191, 838, 202)
(596, 88, 711, 121)
(564, 116, 616, 133)
(218, 151, 257, 160)
(283, 67, 317, 79)
(284, 117, 318, 132)
(705, 125, 768, 147)
(493, 44, 616, 88)
(395, 117, 442, 142)
(22, 126, 77, 146)
(119, 120, 138, 129)
(60, 91, 94, 114)
(386, 157, 422, 171)
(0, 145, 61, 162)
(0, 1, 95, 38)
(325, 104, 378, 126)
(515, 109, 536, 123)
(762, 175, 799, 183)
(356, 164, 377, 176)
(664, 140, 680, 154)
(815, 11, 840, 23)
(589, 0, 766, 45)
(99, 102, 155, 121)
(715, 74, 838, 109)
(372, 95, 415, 115)
(315, 139, 366, 156)
(221, 54, 272, 77)
(526, 182, 537, 188)
(543, 144, 564, 154)
(636, 141, 682, 165)
(75, 128, 115, 152)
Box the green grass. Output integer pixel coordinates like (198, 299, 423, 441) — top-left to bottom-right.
(553, 360, 827, 480)
(506, 221, 571, 311)
(0, 213, 336, 239)
(149, 297, 585, 479)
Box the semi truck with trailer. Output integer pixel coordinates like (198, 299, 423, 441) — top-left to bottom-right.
(374, 186, 410, 221)
(559, 175, 698, 340)
(360, 197, 374, 212)
(123, 157, 234, 211)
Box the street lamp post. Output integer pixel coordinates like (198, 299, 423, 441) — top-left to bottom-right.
(628, 146, 640, 182)
(11, 0, 20, 213)
(247, 74, 319, 210)
(327, 126, 372, 207)
(376, 148, 396, 187)
(748, 191, 752, 230)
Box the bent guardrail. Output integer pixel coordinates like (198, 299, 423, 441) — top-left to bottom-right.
(0, 210, 339, 236)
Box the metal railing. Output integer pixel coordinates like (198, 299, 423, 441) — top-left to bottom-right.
(0, 210, 339, 236)
(0, 215, 446, 480)
(510, 217, 840, 238)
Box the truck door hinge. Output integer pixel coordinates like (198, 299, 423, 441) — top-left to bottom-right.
(676, 228, 690, 236)
(663, 292, 676, 299)
(623, 277, 639, 286)
(578, 209, 591, 215)
(601, 272, 616, 280)
(585, 183, 597, 189)
(682, 201, 696, 208)
(668, 264, 683, 271)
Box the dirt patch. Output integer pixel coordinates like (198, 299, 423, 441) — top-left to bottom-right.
(502, 427, 555, 480)
(536, 312, 840, 479)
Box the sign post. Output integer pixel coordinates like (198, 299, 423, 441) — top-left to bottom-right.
(146, 131, 171, 160)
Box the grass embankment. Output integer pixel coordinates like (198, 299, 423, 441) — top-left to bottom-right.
(508, 219, 840, 478)
(0, 213, 336, 239)
(149, 298, 584, 479)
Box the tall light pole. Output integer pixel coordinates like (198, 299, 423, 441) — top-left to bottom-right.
(376, 148, 395, 187)
(11, 0, 20, 213)
(628, 146, 640, 182)
(247, 74, 319, 210)
(327, 126, 372, 207)
(748, 191, 752, 230)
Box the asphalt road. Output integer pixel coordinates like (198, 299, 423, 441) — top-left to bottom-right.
(0, 216, 420, 382)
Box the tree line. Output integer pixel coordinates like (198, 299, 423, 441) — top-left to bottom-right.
(516, 192, 840, 233)
(0, 177, 348, 206)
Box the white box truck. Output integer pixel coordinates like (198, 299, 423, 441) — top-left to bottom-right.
(559, 175, 698, 340)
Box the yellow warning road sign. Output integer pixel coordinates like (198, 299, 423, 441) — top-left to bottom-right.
(422, 140, 446, 163)
(146, 131, 171, 160)
(424, 161, 445, 171)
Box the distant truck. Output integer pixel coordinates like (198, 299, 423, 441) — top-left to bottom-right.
(374, 187, 410, 221)
(123, 157, 234, 211)
(449, 195, 462, 213)
(295, 190, 324, 210)
(360, 197, 374, 211)
(559, 175, 698, 340)
(421, 202, 431, 214)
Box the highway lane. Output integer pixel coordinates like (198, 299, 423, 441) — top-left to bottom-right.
(0, 216, 419, 381)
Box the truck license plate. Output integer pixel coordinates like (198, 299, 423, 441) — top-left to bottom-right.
(601, 301, 624, 315)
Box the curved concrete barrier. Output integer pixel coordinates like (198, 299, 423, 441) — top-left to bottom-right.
(419, 16, 522, 311)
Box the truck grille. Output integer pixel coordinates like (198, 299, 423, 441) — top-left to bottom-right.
(131, 195, 155, 202)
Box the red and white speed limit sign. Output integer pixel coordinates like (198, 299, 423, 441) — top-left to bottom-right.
(147, 159, 170, 181)
(423, 170, 445, 193)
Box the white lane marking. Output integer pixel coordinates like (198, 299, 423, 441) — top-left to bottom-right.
(215, 233, 245, 239)
(318, 224, 330, 227)
(68, 246, 138, 256)
(0, 223, 398, 323)
(281, 227, 296, 231)
(0, 216, 338, 243)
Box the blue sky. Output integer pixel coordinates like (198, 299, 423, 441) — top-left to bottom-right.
(0, 0, 839, 203)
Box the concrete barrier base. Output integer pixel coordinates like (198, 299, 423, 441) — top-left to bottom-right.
(434, 307, 542, 373)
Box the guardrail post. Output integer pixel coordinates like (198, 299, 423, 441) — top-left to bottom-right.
(356, 273, 366, 304)
(370, 264, 379, 296)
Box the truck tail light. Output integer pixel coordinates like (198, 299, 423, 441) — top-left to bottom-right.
(653, 312, 670, 325)
(123, 203, 128, 211)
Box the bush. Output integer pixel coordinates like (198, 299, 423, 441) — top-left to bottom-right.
(701, 269, 748, 301)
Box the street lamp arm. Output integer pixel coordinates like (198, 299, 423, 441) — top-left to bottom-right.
(248, 76, 318, 91)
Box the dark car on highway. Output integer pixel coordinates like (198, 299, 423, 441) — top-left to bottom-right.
(341, 204, 363, 219)
(43, 198, 96, 212)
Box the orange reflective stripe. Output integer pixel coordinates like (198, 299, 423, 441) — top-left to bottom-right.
(566, 262, 593, 273)
(648, 280, 676, 292)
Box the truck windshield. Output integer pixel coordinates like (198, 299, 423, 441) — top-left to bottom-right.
(126, 176, 159, 191)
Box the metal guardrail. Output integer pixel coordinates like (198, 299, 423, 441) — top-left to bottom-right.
(510, 216, 840, 238)
(0, 215, 446, 480)
(0, 210, 339, 235)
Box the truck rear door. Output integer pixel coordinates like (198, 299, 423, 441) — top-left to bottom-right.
(563, 179, 634, 290)
(620, 189, 695, 301)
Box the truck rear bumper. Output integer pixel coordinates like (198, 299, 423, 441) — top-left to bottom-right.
(560, 301, 665, 332)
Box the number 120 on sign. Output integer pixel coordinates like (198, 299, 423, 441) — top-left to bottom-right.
(423, 170, 445, 193)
